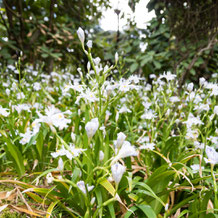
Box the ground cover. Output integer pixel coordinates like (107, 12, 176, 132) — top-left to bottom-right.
(0, 28, 217, 217)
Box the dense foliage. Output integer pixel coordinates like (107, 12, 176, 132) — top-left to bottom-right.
(0, 0, 109, 71)
(0, 30, 217, 217)
(99, 0, 218, 85)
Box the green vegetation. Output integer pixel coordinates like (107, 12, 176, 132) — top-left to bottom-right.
(0, 0, 217, 217)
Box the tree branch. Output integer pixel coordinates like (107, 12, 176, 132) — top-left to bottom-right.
(17, 0, 24, 49)
(178, 33, 218, 88)
(3, 0, 21, 18)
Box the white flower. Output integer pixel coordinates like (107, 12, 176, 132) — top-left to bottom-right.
(214, 106, 218, 115)
(207, 136, 218, 145)
(169, 96, 180, 103)
(119, 105, 131, 113)
(57, 158, 64, 171)
(205, 83, 218, 96)
(199, 77, 206, 86)
(100, 125, 106, 132)
(112, 141, 138, 164)
(77, 181, 94, 194)
(142, 101, 152, 110)
(194, 104, 210, 113)
(115, 52, 119, 63)
(77, 27, 85, 45)
(111, 163, 126, 185)
(87, 40, 92, 48)
(159, 72, 176, 82)
(93, 57, 101, 66)
(0, 106, 9, 117)
(117, 79, 138, 92)
(12, 104, 31, 114)
(33, 82, 41, 91)
(105, 110, 112, 121)
(17, 92, 25, 99)
(140, 143, 155, 151)
(193, 141, 204, 149)
(46, 173, 54, 184)
(77, 89, 98, 104)
(51, 144, 85, 160)
(141, 110, 157, 120)
(87, 62, 91, 71)
(204, 146, 218, 165)
(31, 120, 41, 135)
(91, 197, 96, 205)
(71, 132, 76, 141)
(51, 146, 67, 158)
(187, 83, 194, 92)
(183, 113, 203, 128)
(150, 74, 156, 79)
(36, 105, 71, 131)
(128, 75, 142, 84)
(85, 118, 99, 139)
(114, 132, 126, 149)
(185, 128, 199, 140)
(99, 150, 104, 161)
(190, 164, 204, 174)
(71, 82, 84, 93)
(137, 136, 150, 144)
(69, 144, 86, 158)
(5, 88, 10, 95)
(19, 128, 33, 145)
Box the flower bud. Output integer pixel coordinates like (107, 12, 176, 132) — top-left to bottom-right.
(111, 163, 126, 185)
(115, 132, 126, 148)
(187, 83, 194, 92)
(85, 118, 99, 139)
(87, 40, 92, 48)
(99, 150, 104, 161)
(115, 52, 118, 63)
(77, 27, 85, 45)
(57, 158, 64, 171)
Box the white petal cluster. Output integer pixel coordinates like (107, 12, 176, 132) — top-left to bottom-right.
(111, 163, 126, 185)
(19, 128, 33, 145)
(204, 146, 218, 165)
(85, 118, 99, 139)
(140, 143, 155, 151)
(0, 106, 9, 117)
(190, 164, 204, 174)
(36, 105, 71, 131)
(77, 180, 94, 194)
(51, 144, 86, 160)
(46, 173, 54, 184)
(183, 113, 203, 128)
(112, 141, 138, 164)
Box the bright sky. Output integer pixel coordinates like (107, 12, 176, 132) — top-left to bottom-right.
(100, 0, 155, 31)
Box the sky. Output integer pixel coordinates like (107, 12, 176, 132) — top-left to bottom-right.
(100, 0, 155, 31)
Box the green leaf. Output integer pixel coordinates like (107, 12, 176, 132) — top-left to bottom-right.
(135, 182, 165, 206)
(137, 205, 156, 218)
(108, 202, 116, 218)
(36, 131, 44, 160)
(124, 206, 138, 218)
(46, 200, 60, 218)
(99, 179, 115, 196)
(141, 55, 153, 66)
(153, 60, 161, 69)
(4, 138, 25, 176)
(130, 63, 139, 72)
